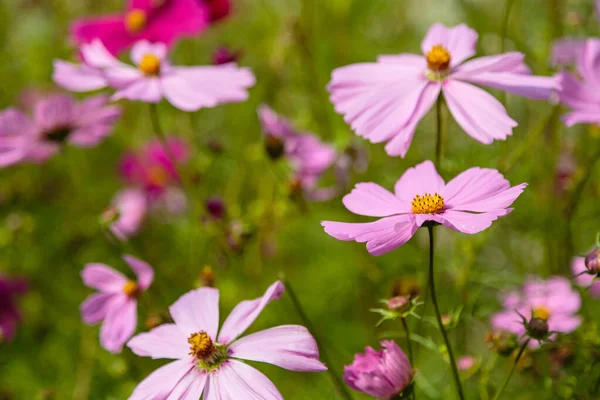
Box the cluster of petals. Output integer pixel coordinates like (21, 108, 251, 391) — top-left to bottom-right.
(126, 281, 327, 399)
(572, 256, 600, 298)
(53, 40, 255, 112)
(0, 276, 28, 342)
(71, 0, 230, 56)
(80, 256, 154, 353)
(491, 276, 582, 347)
(0, 94, 121, 167)
(344, 340, 412, 399)
(328, 23, 560, 157)
(322, 160, 526, 255)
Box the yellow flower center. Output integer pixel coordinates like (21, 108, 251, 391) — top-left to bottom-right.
(188, 331, 216, 360)
(122, 280, 139, 297)
(139, 54, 161, 76)
(125, 9, 147, 33)
(533, 307, 550, 321)
(411, 193, 445, 214)
(426, 45, 451, 72)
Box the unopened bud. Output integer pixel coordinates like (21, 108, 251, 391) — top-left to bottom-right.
(265, 135, 285, 160)
(387, 296, 411, 313)
(100, 206, 120, 226)
(528, 317, 549, 340)
(585, 248, 600, 274)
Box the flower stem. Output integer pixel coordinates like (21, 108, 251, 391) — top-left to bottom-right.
(284, 279, 353, 400)
(491, 338, 531, 400)
(401, 318, 416, 400)
(435, 97, 444, 168)
(427, 225, 464, 400)
(500, 0, 517, 54)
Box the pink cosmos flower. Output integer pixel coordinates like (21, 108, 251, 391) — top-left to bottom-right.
(551, 2, 600, 66)
(491, 276, 582, 348)
(344, 340, 412, 399)
(572, 256, 600, 298)
(328, 23, 560, 157)
(53, 40, 255, 112)
(105, 188, 148, 241)
(71, 0, 212, 56)
(558, 39, 600, 127)
(0, 94, 121, 167)
(0, 276, 28, 342)
(322, 160, 526, 256)
(80, 256, 154, 353)
(126, 281, 327, 399)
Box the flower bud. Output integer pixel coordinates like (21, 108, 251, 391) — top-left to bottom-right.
(585, 248, 600, 274)
(265, 135, 285, 160)
(387, 296, 411, 313)
(205, 197, 226, 219)
(527, 317, 549, 340)
(344, 341, 413, 398)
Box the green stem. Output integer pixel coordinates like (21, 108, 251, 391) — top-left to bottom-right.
(435, 97, 444, 168)
(500, 0, 518, 54)
(427, 225, 464, 400)
(401, 318, 416, 400)
(284, 279, 353, 400)
(491, 338, 531, 400)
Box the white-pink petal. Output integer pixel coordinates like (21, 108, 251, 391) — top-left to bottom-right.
(112, 78, 162, 103)
(131, 41, 168, 65)
(80, 292, 116, 325)
(128, 359, 195, 400)
(123, 255, 154, 291)
(421, 23, 478, 67)
(100, 295, 137, 353)
(52, 60, 108, 92)
(393, 160, 445, 203)
(206, 361, 283, 400)
(81, 263, 128, 293)
(127, 323, 190, 360)
(342, 182, 409, 217)
(169, 288, 220, 339)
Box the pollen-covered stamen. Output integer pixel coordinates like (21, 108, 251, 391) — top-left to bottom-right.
(123, 280, 139, 298)
(533, 307, 550, 321)
(139, 54, 161, 76)
(125, 9, 147, 33)
(188, 331, 217, 360)
(411, 193, 445, 214)
(426, 44, 451, 72)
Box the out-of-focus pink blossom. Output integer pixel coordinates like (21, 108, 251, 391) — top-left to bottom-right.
(0, 94, 121, 167)
(457, 355, 477, 371)
(203, 0, 231, 22)
(551, 3, 600, 66)
(344, 340, 412, 398)
(212, 46, 241, 65)
(572, 256, 600, 298)
(106, 188, 148, 241)
(0, 276, 28, 342)
(80, 256, 154, 353)
(323, 161, 526, 256)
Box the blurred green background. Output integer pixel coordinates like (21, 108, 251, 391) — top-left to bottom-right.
(1, 0, 599, 399)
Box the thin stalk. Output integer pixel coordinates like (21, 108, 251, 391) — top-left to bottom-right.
(491, 338, 531, 400)
(500, 0, 518, 54)
(401, 318, 416, 400)
(148, 104, 186, 191)
(435, 97, 444, 168)
(284, 279, 353, 400)
(427, 225, 464, 400)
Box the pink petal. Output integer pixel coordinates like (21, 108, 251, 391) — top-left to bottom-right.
(551, 39, 585, 66)
(130, 41, 168, 65)
(548, 315, 582, 334)
(100, 296, 137, 353)
(218, 281, 285, 345)
(204, 361, 283, 400)
(562, 111, 600, 127)
(112, 78, 162, 103)
(393, 160, 445, 203)
(80, 39, 122, 69)
(0, 108, 31, 167)
(52, 60, 107, 92)
(443, 80, 517, 144)
(578, 39, 600, 90)
(452, 53, 526, 76)
(128, 359, 195, 400)
(123, 255, 154, 291)
(33, 95, 75, 131)
(80, 292, 116, 325)
(169, 288, 220, 339)
(164, 369, 208, 400)
(490, 310, 525, 337)
(81, 263, 128, 293)
(110, 188, 148, 240)
(229, 325, 327, 372)
(104, 64, 144, 89)
(558, 72, 600, 121)
(342, 182, 409, 217)
(439, 210, 499, 234)
(457, 71, 560, 101)
(128, 323, 190, 360)
(141, 0, 210, 45)
(71, 16, 132, 56)
(377, 53, 427, 68)
(322, 215, 418, 256)
(421, 23, 478, 66)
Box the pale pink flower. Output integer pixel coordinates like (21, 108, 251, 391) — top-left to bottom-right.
(551, 2, 600, 66)
(328, 23, 559, 157)
(491, 276, 582, 348)
(322, 160, 526, 255)
(344, 340, 412, 399)
(80, 256, 154, 353)
(0, 94, 121, 166)
(572, 256, 600, 298)
(106, 188, 148, 241)
(127, 281, 326, 399)
(53, 40, 255, 112)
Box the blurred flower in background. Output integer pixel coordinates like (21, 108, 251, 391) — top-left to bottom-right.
(212, 46, 242, 65)
(203, 0, 231, 22)
(0, 94, 121, 167)
(572, 255, 600, 298)
(103, 188, 148, 241)
(0, 276, 28, 343)
(551, 2, 600, 66)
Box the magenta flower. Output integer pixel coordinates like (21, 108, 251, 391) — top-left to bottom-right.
(322, 161, 526, 256)
(80, 256, 154, 353)
(54, 40, 255, 112)
(71, 0, 212, 56)
(344, 340, 412, 399)
(558, 39, 600, 127)
(0, 94, 121, 167)
(328, 23, 559, 157)
(203, 0, 231, 22)
(572, 256, 600, 298)
(105, 188, 148, 241)
(0, 276, 28, 342)
(126, 281, 327, 399)
(491, 276, 582, 348)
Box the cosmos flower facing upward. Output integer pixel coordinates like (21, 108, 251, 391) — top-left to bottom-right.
(0, 94, 121, 167)
(322, 161, 526, 256)
(0, 276, 28, 343)
(80, 256, 154, 353)
(71, 0, 214, 56)
(126, 281, 327, 399)
(53, 40, 255, 112)
(328, 23, 560, 157)
(491, 276, 582, 348)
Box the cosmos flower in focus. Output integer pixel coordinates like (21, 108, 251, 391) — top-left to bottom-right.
(103, 188, 148, 241)
(54, 40, 255, 112)
(126, 281, 326, 399)
(491, 276, 582, 347)
(328, 23, 560, 157)
(258, 105, 337, 201)
(0, 94, 121, 167)
(572, 256, 600, 298)
(81, 255, 154, 353)
(0, 276, 28, 343)
(344, 340, 413, 399)
(322, 161, 526, 255)
(71, 0, 217, 56)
